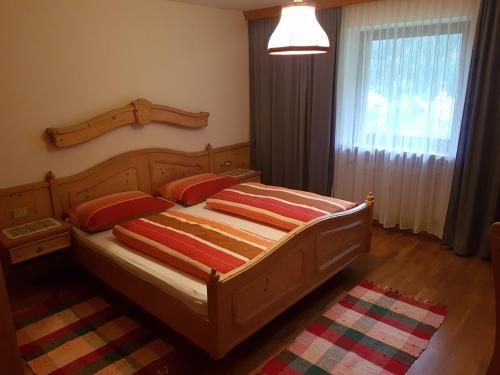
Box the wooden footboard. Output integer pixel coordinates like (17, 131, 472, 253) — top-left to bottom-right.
(206, 194, 374, 358)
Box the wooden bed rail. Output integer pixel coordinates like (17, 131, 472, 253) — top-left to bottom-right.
(206, 197, 373, 358)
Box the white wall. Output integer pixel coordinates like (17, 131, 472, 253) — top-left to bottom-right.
(0, 0, 250, 188)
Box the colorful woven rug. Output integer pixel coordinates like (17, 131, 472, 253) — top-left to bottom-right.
(259, 281, 447, 375)
(13, 290, 186, 375)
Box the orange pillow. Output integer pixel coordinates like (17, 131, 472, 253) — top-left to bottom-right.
(64, 190, 174, 232)
(156, 173, 239, 206)
(207, 183, 357, 230)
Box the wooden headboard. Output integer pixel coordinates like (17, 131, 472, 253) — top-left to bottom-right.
(0, 142, 251, 228)
(47, 143, 251, 217)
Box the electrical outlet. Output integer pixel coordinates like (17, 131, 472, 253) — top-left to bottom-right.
(224, 160, 232, 168)
(13, 207, 30, 219)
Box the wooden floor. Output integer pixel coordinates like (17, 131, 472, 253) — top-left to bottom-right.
(8, 226, 495, 375)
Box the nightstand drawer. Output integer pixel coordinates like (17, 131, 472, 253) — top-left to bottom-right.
(9, 233, 70, 265)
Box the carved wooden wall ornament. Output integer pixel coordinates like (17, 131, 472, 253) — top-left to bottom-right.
(45, 98, 209, 148)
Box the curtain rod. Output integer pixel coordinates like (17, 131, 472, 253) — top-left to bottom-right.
(244, 0, 377, 21)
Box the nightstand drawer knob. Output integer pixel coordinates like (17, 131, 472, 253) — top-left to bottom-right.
(37, 246, 44, 253)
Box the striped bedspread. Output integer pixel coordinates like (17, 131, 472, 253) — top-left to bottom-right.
(206, 183, 357, 230)
(113, 211, 275, 281)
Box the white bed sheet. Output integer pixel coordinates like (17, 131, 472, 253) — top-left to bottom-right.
(72, 202, 288, 316)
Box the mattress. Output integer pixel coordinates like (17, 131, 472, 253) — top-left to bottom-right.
(72, 202, 288, 316)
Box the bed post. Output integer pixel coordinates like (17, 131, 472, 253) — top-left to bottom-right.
(365, 192, 374, 251)
(207, 144, 214, 172)
(207, 268, 225, 359)
(45, 171, 61, 218)
(365, 192, 374, 216)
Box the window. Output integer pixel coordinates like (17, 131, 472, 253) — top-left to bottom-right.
(336, 13, 476, 158)
(333, 0, 480, 238)
(357, 22, 468, 155)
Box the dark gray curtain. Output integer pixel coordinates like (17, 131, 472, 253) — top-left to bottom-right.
(249, 8, 341, 196)
(442, 0, 500, 258)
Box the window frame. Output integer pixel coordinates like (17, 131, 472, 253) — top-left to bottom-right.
(353, 19, 471, 156)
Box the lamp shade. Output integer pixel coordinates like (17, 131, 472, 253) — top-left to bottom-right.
(268, 1, 330, 55)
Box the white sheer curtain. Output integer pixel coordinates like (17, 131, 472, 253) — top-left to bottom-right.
(334, 0, 479, 237)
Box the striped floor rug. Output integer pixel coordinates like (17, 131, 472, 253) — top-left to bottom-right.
(13, 290, 186, 375)
(259, 281, 447, 375)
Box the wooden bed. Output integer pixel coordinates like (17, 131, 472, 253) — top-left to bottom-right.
(41, 99, 374, 359)
(47, 145, 374, 359)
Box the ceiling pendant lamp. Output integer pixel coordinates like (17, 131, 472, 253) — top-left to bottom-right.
(268, 0, 330, 55)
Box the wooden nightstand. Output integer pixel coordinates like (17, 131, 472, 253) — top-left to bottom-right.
(221, 169, 261, 183)
(0, 218, 72, 272)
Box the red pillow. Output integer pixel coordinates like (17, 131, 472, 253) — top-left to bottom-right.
(64, 190, 174, 232)
(156, 173, 239, 206)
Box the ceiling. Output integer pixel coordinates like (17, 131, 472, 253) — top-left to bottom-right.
(169, 0, 286, 11)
